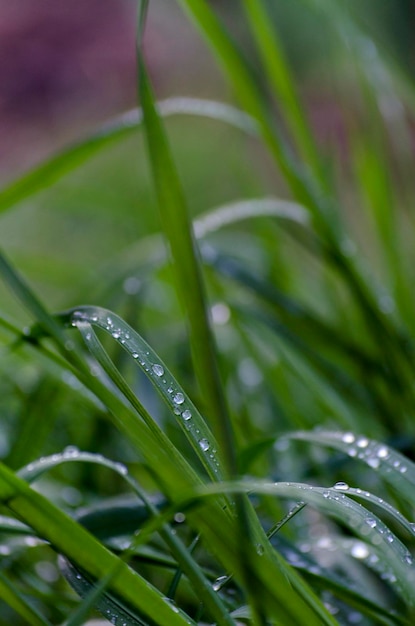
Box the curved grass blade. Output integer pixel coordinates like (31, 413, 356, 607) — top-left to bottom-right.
(86, 195, 311, 302)
(193, 196, 309, 238)
(287, 430, 415, 509)
(0, 462, 197, 626)
(193, 479, 415, 608)
(20, 450, 236, 626)
(65, 306, 224, 482)
(0, 98, 257, 214)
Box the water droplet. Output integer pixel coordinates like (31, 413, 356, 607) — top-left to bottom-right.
(356, 437, 369, 448)
(367, 457, 380, 469)
(376, 446, 389, 458)
(63, 445, 79, 457)
(132, 352, 139, 359)
(342, 433, 355, 444)
(400, 465, 407, 473)
(106, 317, 113, 327)
(115, 462, 128, 475)
(366, 518, 377, 528)
(255, 543, 264, 556)
(112, 330, 121, 339)
(173, 392, 185, 405)
(152, 364, 164, 377)
(174, 512, 186, 523)
(198, 438, 210, 452)
(182, 409, 192, 421)
(350, 542, 370, 559)
(333, 481, 349, 491)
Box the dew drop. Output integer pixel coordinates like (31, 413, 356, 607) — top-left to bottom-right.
(342, 433, 355, 444)
(174, 512, 186, 523)
(132, 352, 139, 359)
(115, 462, 128, 475)
(367, 457, 380, 469)
(63, 445, 79, 457)
(376, 446, 389, 458)
(333, 481, 349, 491)
(356, 437, 369, 448)
(366, 518, 377, 528)
(198, 438, 210, 452)
(350, 542, 369, 559)
(255, 543, 264, 556)
(182, 409, 192, 421)
(152, 364, 164, 377)
(173, 392, 185, 405)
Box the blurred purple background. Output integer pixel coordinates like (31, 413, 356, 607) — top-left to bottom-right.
(0, 0, 217, 180)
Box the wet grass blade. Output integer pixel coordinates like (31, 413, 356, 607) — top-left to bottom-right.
(287, 430, 415, 509)
(66, 306, 225, 482)
(195, 479, 415, 608)
(0, 463, 197, 626)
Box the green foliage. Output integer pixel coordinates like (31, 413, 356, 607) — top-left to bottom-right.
(1, 1, 415, 624)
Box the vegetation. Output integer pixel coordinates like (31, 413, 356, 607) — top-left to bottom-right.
(1, 1, 415, 624)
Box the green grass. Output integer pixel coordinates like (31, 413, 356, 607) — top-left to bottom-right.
(1, 1, 415, 624)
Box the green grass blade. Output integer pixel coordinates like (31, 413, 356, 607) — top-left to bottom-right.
(243, 0, 322, 178)
(0, 463, 196, 626)
(0, 98, 257, 214)
(19, 451, 236, 626)
(196, 479, 415, 608)
(176, 0, 338, 235)
(137, 38, 236, 476)
(66, 306, 225, 482)
(287, 430, 415, 509)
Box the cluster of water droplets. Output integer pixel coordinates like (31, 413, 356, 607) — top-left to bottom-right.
(339, 432, 408, 473)
(71, 309, 221, 477)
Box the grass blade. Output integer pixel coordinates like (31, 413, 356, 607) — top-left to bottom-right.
(0, 98, 257, 214)
(137, 26, 236, 477)
(287, 430, 415, 509)
(0, 462, 197, 626)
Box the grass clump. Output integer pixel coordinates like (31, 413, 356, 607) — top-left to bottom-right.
(1, 1, 415, 624)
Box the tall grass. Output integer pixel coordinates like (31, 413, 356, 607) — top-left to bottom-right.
(0, 1, 415, 624)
